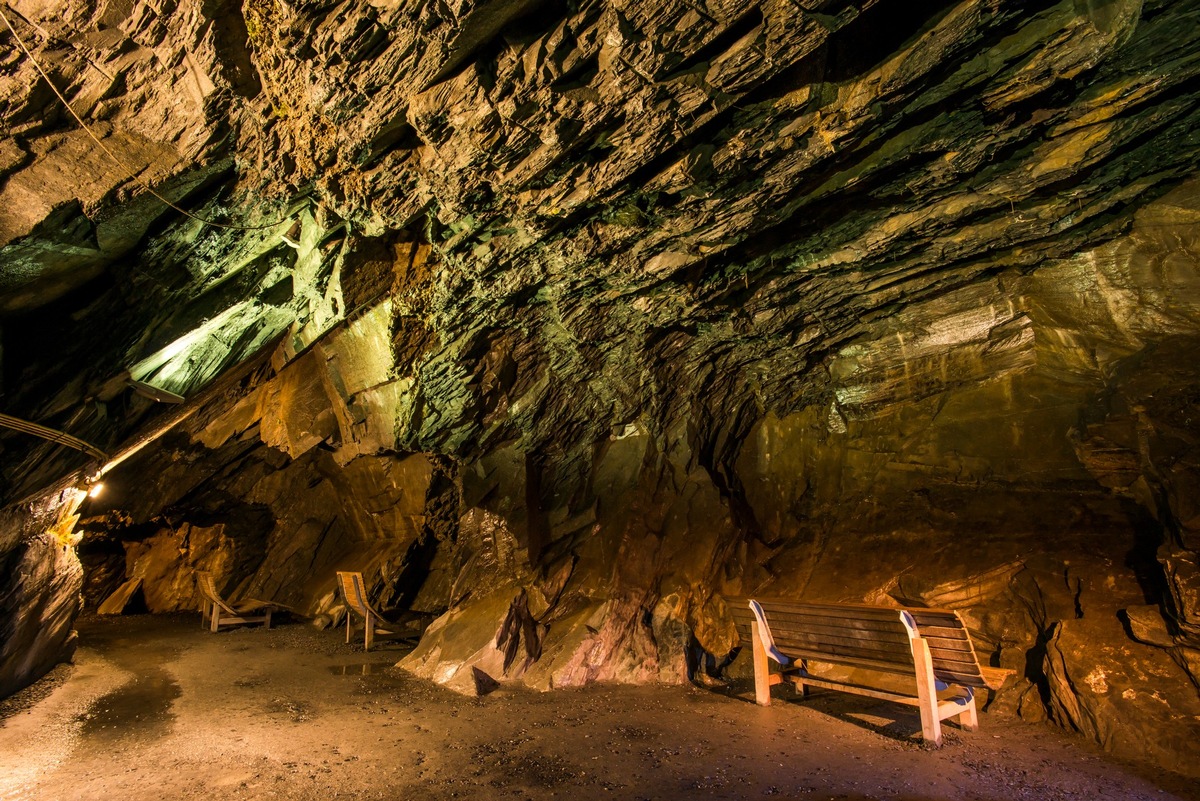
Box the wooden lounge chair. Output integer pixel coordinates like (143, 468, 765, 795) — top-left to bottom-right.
(729, 597, 1014, 746)
(196, 571, 275, 633)
(336, 571, 412, 651)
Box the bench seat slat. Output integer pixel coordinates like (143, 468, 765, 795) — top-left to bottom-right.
(784, 674, 919, 706)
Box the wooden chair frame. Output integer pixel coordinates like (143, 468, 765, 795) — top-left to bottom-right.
(336, 571, 406, 651)
(196, 571, 274, 632)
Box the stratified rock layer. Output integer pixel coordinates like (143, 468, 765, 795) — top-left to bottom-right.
(2, 0, 1200, 777)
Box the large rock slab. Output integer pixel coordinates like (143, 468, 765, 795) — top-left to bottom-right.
(0, 491, 85, 698)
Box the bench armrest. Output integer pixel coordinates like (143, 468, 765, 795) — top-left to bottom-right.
(749, 600, 791, 667)
(979, 666, 1016, 691)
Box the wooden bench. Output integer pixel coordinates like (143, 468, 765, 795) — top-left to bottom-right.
(337, 571, 415, 651)
(729, 598, 1012, 746)
(196, 571, 275, 633)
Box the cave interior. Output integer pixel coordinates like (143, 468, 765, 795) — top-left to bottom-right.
(2, 0, 1200, 787)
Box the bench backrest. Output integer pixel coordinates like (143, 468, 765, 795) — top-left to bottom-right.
(728, 597, 989, 690)
(337, 571, 380, 619)
(196, 571, 236, 615)
(899, 607, 989, 690)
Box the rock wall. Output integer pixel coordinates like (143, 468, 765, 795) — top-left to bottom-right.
(0, 489, 83, 699)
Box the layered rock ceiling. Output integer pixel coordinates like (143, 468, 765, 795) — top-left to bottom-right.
(2, 0, 1200, 775)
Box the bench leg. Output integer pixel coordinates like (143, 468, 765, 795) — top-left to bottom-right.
(751, 621, 771, 706)
(365, 612, 375, 652)
(955, 693, 979, 732)
(912, 637, 942, 747)
(796, 659, 810, 699)
(346, 609, 352, 644)
(210, 606, 221, 633)
(264, 609, 273, 630)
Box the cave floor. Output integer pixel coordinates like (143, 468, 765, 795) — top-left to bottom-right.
(0, 615, 1193, 801)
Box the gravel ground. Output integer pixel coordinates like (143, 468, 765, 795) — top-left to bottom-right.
(0, 614, 1194, 801)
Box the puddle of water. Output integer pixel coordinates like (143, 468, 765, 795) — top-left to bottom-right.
(327, 663, 389, 676)
(78, 669, 180, 740)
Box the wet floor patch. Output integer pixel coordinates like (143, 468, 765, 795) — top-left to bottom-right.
(78, 668, 180, 740)
(326, 662, 392, 676)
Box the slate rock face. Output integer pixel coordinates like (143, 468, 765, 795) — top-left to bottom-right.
(0, 491, 83, 699)
(2, 0, 1200, 775)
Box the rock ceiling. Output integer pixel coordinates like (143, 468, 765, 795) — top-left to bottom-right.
(2, 0, 1200, 776)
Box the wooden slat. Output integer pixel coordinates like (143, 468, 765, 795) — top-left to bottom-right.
(909, 609, 962, 622)
(772, 644, 913, 671)
(770, 633, 914, 662)
(923, 635, 974, 652)
(979, 666, 1016, 690)
(759, 618, 914, 646)
(786, 673, 920, 706)
(915, 624, 970, 640)
(777, 646, 914, 674)
(766, 625, 912, 650)
(931, 669, 988, 689)
(926, 647, 984, 666)
(758, 598, 955, 617)
(930, 659, 982, 678)
(758, 603, 906, 623)
(931, 642, 979, 661)
(758, 610, 909, 635)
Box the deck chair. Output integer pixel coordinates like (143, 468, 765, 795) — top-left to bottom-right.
(336, 571, 410, 651)
(196, 571, 275, 632)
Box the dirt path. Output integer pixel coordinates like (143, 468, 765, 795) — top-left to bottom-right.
(0, 615, 1193, 801)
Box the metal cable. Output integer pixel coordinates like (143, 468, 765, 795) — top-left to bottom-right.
(0, 412, 109, 460)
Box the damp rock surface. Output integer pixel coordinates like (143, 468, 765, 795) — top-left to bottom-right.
(0, 614, 1195, 801)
